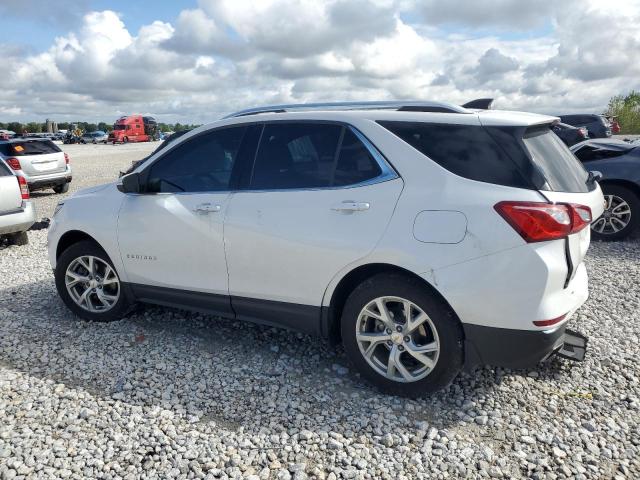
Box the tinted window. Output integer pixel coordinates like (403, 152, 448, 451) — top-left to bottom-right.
(146, 127, 246, 193)
(573, 144, 633, 162)
(378, 121, 530, 188)
(251, 123, 341, 189)
(0, 160, 11, 176)
(522, 128, 588, 192)
(5, 140, 61, 156)
(333, 129, 382, 186)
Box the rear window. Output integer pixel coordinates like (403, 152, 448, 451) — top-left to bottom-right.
(5, 140, 61, 156)
(378, 121, 531, 188)
(0, 160, 11, 176)
(522, 128, 589, 192)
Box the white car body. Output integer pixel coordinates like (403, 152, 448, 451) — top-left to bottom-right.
(48, 102, 604, 386)
(0, 162, 36, 236)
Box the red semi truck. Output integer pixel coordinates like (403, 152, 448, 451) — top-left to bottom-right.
(108, 115, 158, 144)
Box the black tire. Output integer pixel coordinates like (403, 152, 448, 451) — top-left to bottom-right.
(53, 182, 69, 194)
(7, 231, 28, 246)
(123, 136, 129, 143)
(55, 240, 131, 322)
(340, 273, 463, 396)
(591, 184, 639, 241)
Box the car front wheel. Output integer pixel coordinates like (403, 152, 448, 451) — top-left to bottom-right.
(591, 185, 639, 241)
(341, 273, 463, 396)
(55, 240, 131, 322)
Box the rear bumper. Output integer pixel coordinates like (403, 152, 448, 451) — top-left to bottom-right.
(24, 166, 72, 190)
(463, 323, 567, 370)
(0, 201, 36, 235)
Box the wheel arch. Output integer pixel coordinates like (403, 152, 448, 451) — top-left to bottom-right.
(56, 230, 102, 260)
(598, 178, 640, 199)
(321, 262, 462, 344)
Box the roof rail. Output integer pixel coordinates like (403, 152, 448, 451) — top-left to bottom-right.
(223, 100, 470, 118)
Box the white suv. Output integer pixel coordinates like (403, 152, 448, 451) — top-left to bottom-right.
(48, 101, 605, 395)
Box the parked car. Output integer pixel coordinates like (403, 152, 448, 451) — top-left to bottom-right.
(570, 138, 639, 240)
(552, 122, 589, 146)
(558, 114, 611, 138)
(0, 138, 72, 194)
(0, 160, 35, 245)
(81, 131, 108, 144)
(49, 101, 603, 395)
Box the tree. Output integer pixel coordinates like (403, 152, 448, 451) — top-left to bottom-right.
(7, 122, 23, 133)
(606, 91, 640, 134)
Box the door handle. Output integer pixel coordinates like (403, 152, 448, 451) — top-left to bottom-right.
(193, 203, 222, 214)
(331, 201, 370, 213)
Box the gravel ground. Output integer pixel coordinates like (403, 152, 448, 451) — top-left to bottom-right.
(0, 143, 639, 479)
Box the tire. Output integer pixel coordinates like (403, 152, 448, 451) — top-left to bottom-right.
(53, 182, 70, 194)
(55, 240, 131, 322)
(123, 136, 129, 143)
(340, 273, 463, 396)
(591, 184, 639, 241)
(7, 231, 28, 246)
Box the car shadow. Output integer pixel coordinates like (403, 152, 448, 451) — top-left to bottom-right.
(0, 277, 586, 437)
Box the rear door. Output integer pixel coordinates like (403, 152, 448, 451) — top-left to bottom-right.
(522, 128, 605, 275)
(8, 140, 66, 177)
(224, 121, 403, 332)
(0, 162, 21, 214)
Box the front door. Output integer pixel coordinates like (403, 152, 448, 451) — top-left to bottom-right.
(117, 125, 248, 316)
(224, 122, 403, 333)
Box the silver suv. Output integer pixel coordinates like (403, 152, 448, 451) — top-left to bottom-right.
(0, 138, 72, 194)
(0, 161, 35, 245)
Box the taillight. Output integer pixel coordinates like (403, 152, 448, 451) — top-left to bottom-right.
(17, 175, 29, 199)
(495, 201, 591, 243)
(64, 152, 70, 164)
(6, 157, 21, 170)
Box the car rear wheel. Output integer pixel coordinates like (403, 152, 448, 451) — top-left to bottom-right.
(341, 273, 463, 396)
(55, 240, 131, 322)
(5, 231, 29, 246)
(53, 182, 69, 194)
(591, 185, 639, 241)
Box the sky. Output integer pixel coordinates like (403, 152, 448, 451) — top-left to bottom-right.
(1, 0, 639, 124)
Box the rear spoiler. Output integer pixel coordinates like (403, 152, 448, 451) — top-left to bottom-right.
(462, 98, 494, 110)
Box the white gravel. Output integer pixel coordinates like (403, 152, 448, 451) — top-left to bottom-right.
(0, 143, 639, 479)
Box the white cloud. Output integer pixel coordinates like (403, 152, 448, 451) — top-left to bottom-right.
(2, 0, 640, 123)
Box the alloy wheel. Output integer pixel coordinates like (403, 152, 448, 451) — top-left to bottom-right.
(356, 296, 440, 383)
(592, 194, 632, 235)
(65, 256, 120, 312)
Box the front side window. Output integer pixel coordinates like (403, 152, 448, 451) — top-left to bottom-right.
(250, 123, 385, 190)
(146, 126, 246, 193)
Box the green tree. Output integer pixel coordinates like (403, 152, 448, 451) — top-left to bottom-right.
(7, 122, 23, 133)
(606, 91, 640, 134)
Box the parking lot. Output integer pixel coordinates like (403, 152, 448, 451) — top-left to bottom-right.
(0, 142, 639, 479)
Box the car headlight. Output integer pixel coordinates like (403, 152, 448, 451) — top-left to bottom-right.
(53, 202, 64, 216)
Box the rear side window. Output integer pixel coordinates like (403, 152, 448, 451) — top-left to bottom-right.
(250, 123, 341, 189)
(378, 121, 530, 188)
(522, 128, 589, 192)
(250, 123, 385, 190)
(146, 126, 246, 193)
(7, 140, 61, 156)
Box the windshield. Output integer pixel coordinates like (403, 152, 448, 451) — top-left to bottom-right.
(523, 128, 589, 193)
(113, 125, 126, 130)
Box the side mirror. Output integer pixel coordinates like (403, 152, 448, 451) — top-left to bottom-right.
(117, 172, 141, 193)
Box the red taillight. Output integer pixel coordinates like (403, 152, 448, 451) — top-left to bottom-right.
(495, 201, 592, 243)
(64, 152, 69, 164)
(533, 313, 567, 327)
(6, 157, 21, 170)
(568, 203, 592, 234)
(17, 175, 29, 199)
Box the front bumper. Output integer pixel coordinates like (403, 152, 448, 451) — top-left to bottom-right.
(0, 201, 36, 235)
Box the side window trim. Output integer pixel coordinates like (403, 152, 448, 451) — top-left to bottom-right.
(242, 121, 399, 193)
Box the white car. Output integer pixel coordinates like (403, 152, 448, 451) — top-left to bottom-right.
(48, 101, 604, 395)
(0, 138, 72, 194)
(0, 161, 36, 245)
